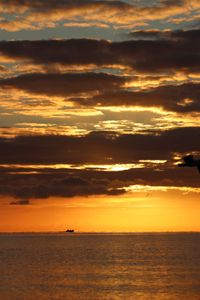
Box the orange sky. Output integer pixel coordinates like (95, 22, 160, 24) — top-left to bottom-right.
(1, 188, 200, 232)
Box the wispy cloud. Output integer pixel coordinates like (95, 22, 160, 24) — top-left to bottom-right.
(0, 0, 197, 31)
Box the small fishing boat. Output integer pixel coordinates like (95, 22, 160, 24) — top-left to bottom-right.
(66, 229, 74, 233)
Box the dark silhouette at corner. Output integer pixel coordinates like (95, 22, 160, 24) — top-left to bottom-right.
(178, 155, 200, 173)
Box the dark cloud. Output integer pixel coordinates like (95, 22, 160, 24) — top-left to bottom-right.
(0, 39, 114, 66)
(0, 164, 199, 201)
(0, 72, 199, 113)
(0, 125, 199, 200)
(1, 173, 125, 200)
(0, 30, 199, 73)
(87, 83, 200, 112)
(129, 29, 200, 41)
(0, 72, 125, 96)
(0, 127, 199, 165)
(0, 0, 131, 12)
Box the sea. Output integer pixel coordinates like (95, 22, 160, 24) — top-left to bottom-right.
(0, 233, 200, 300)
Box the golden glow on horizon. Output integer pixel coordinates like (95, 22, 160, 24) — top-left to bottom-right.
(1, 189, 200, 232)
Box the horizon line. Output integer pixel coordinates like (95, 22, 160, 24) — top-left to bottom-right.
(1, 230, 200, 234)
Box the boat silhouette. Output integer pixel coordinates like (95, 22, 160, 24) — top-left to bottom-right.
(66, 229, 74, 233)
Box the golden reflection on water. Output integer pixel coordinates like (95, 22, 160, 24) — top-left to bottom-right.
(0, 233, 200, 300)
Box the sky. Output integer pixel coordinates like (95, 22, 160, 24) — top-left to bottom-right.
(0, 0, 200, 232)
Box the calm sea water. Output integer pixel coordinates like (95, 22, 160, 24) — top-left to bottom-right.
(0, 233, 200, 300)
